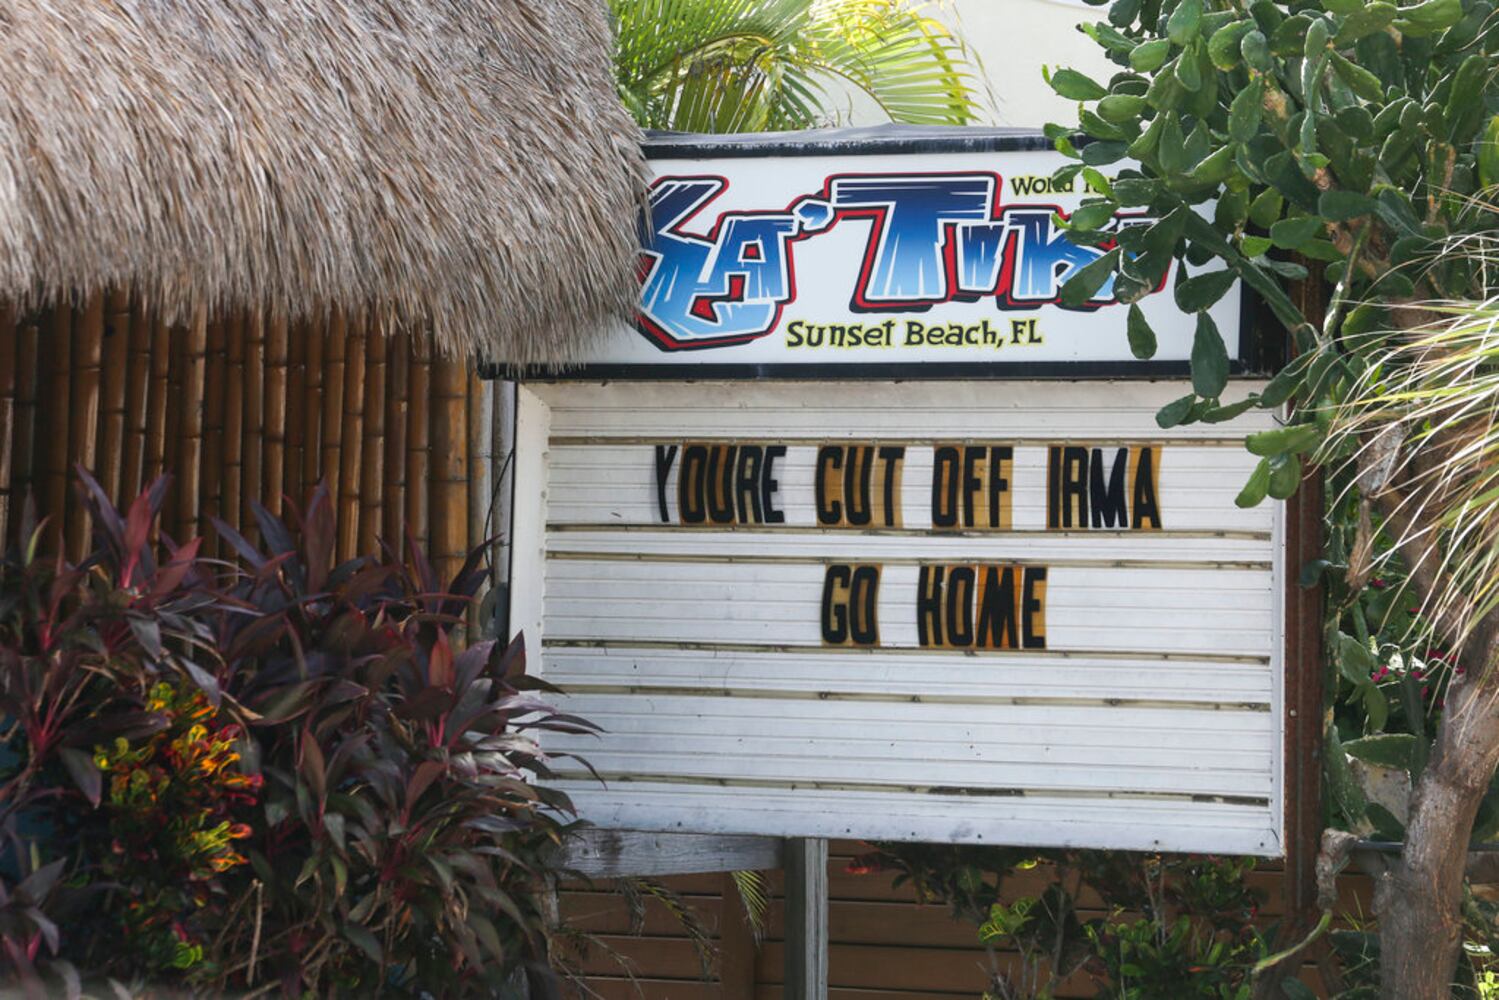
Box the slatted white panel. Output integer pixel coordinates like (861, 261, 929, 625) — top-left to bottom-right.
(512, 381, 1285, 855)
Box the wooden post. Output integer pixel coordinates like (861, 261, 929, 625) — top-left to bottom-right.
(202, 318, 228, 549)
(783, 839, 828, 1000)
(285, 318, 308, 507)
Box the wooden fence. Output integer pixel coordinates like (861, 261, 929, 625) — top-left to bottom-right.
(0, 293, 503, 587)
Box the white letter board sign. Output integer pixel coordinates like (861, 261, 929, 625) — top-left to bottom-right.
(509, 129, 1284, 856)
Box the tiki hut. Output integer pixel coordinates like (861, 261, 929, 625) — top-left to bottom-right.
(0, 0, 646, 579)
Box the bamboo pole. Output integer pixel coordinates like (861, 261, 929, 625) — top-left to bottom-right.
(43, 302, 72, 545)
(222, 312, 246, 538)
(98, 290, 130, 505)
(358, 324, 387, 556)
(0, 304, 16, 547)
(121, 298, 152, 503)
(466, 370, 489, 633)
(175, 308, 208, 542)
(202, 318, 227, 550)
(67, 294, 105, 559)
(160, 323, 184, 534)
(263, 313, 289, 516)
(335, 316, 366, 563)
(145, 318, 171, 483)
(405, 332, 431, 558)
(319, 310, 346, 502)
(430, 354, 469, 590)
(241, 309, 265, 532)
(300, 316, 324, 496)
(382, 331, 410, 557)
(11, 316, 39, 543)
(285, 319, 308, 507)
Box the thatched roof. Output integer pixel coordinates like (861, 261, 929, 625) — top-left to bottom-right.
(0, 0, 646, 364)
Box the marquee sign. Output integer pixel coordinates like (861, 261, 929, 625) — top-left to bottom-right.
(510, 380, 1285, 855)
(573, 132, 1247, 374)
(507, 130, 1284, 857)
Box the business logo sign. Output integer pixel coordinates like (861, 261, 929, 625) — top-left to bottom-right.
(638, 172, 1151, 351)
(579, 146, 1241, 370)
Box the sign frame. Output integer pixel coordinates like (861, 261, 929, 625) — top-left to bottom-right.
(489, 126, 1280, 383)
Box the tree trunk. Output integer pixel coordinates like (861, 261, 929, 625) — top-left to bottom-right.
(1380, 665, 1499, 998)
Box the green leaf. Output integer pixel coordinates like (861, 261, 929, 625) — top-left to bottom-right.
(1268, 452, 1302, 498)
(1113, 177, 1162, 206)
(1049, 68, 1109, 100)
(1156, 393, 1197, 428)
(1097, 93, 1147, 124)
(1208, 20, 1253, 68)
(1319, 190, 1378, 221)
(1338, 631, 1377, 676)
(1059, 248, 1121, 306)
(1242, 29, 1271, 71)
(1174, 45, 1204, 90)
(1332, 52, 1384, 102)
(1175, 269, 1238, 312)
(1158, 113, 1191, 175)
(1344, 733, 1419, 770)
(1398, 0, 1463, 32)
(1248, 188, 1284, 229)
(1081, 140, 1129, 166)
(1228, 78, 1265, 142)
(1188, 145, 1235, 184)
(1240, 235, 1272, 257)
(1127, 304, 1158, 359)
(1325, 724, 1369, 824)
(1236, 458, 1271, 507)
(1070, 200, 1120, 231)
(1269, 216, 1325, 249)
(1168, 0, 1204, 43)
(1337, 2, 1397, 43)
(1191, 312, 1229, 398)
(343, 922, 384, 963)
(1246, 422, 1322, 456)
(1200, 396, 1259, 422)
(1130, 37, 1173, 71)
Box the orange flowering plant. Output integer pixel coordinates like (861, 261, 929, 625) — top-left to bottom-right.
(0, 471, 592, 997)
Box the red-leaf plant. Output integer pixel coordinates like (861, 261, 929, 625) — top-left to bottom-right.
(0, 471, 597, 998)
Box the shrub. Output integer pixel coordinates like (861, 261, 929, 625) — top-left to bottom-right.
(0, 471, 591, 997)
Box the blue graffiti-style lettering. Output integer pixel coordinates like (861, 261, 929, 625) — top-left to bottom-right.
(829, 175, 995, 306)
(634, 172, 1151, 350)
(1003, 209, 1115, 305)
(638, 177, 802, 350)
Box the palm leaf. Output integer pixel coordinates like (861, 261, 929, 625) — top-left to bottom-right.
(609, 0, 984, 132)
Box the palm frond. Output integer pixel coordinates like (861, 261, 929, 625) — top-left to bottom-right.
(730, 869, 770, 944)
(608, 0, 985, 132)
(1323, 279, 1499, 660)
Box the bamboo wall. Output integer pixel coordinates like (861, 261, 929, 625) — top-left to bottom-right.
(0, 293, 501, 589)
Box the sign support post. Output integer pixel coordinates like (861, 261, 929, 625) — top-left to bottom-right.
(784, 838, 829, 999)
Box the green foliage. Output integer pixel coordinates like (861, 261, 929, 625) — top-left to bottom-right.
(863, 844, 1266, 999)
(609, 0, 985, 131)
(1051, 0, 1499, 486)
(0, 472, 589, 996)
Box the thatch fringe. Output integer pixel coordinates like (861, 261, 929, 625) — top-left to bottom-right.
(0, 0, 646, 366)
